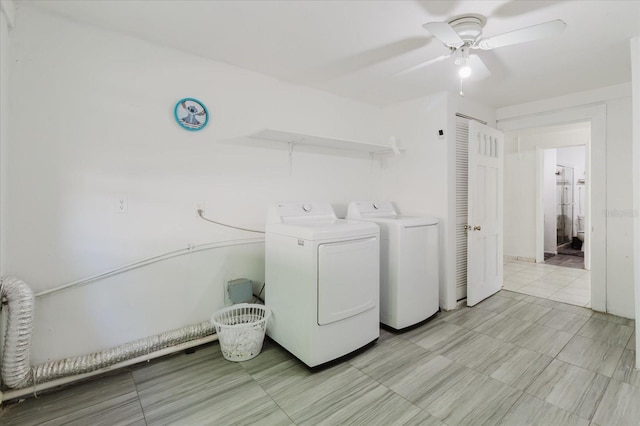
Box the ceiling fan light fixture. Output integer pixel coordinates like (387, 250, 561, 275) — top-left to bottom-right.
(459, 65, 472, 78)
(448, 15, 484, 44)
(397, 14, 565, 88)
(454, 44, 470, 65)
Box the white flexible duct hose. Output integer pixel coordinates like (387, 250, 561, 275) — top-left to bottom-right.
(0, 238, 265, 392)
(30, 320, 215, 385)
(0, 275, 217, 390)
(0, 276, 34, 389)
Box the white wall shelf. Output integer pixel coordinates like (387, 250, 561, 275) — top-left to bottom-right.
(247, 129, 403, 156)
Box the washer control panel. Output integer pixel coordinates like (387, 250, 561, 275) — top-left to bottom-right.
(267, 202, 337, 223)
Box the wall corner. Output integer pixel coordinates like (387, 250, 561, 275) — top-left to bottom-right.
(630, 36, 640, 365)
(0, 0, 15, 29)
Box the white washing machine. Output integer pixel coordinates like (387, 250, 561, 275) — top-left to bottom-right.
(265, 202, 380, 367)
(347, 201, 439, 330)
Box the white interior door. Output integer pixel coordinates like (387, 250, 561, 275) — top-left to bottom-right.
(467, 121, 504, 306)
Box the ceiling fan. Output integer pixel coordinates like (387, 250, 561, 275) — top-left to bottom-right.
(394, 15, 566, 82)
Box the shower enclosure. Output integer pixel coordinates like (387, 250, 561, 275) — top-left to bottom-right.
(556, 164, 574, 245)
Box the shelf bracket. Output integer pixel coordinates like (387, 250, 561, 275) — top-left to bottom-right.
(288, 142, 294, 176)
(389, 136, 401, 155)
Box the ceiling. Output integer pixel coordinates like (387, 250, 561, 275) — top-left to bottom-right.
(17, 0, 640, 108)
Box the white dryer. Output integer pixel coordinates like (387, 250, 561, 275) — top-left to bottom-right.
(265, 202, 380, 367)
(347, 201, 439, 330)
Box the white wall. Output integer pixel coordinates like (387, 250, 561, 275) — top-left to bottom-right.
(604, 97, 635, 318)
(0, 1, 14, 388)
(6, 7, 391, 364)
(379, 92, 450, 308)
(6, 5, 497, 365)
(380, 93, 495, 310)
(630, 36, 639, 366)
(0, 0, 14, 276)
(498, 84, 635, 319)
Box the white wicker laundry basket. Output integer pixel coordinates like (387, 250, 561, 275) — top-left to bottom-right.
(211, 303, 271, 362)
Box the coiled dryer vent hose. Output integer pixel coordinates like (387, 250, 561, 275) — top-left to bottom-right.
(0, 275, 217, 391)
(0, 276, 34, 389)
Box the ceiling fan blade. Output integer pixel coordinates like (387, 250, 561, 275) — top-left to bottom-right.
(468, 54, 491, 81)
(423, 22, 465, 48)
(476, 19, 566, 50)
(393, 53, 452, 77)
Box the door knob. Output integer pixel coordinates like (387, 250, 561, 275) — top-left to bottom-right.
(474, 226, 481, 231)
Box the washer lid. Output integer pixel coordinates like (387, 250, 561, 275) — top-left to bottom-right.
(267, 201, 336, 224)
(347, 201, 438, 226)
(266, 218, 379, 240)
(359, 215, 439, 227)
(347, 201, 397, 218)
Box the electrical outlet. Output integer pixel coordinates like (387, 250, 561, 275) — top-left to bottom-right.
(194, 201, 205, 217)
(116, 197, 128, 213)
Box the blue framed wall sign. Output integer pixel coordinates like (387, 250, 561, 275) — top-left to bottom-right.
(174, 98, 209, 131)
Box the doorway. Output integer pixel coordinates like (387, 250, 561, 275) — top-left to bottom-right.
(498, 104, 605, 313)
(502, 122, 591, 307)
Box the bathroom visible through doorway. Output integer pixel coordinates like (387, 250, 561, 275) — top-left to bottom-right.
(543, 145, 587, 272)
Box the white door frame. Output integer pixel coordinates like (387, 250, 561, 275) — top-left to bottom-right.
(535, 143, 591, 270)
(497, 104, 606, 313)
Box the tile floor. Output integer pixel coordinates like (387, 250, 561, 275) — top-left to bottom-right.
(544, 253, 585, 269)
(1, 290, 637, 425)
(503, 258, 590, 307)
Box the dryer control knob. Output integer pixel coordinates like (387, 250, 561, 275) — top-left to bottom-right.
(302, 203, 312, 212)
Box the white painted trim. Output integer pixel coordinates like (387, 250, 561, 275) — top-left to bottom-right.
(535, 147, 545, 264)
(0, 0, 15, 28)
(496, 83, 631, 121)
(497, 104, 606, 313)
(584, 140, 592, 272)
(443, 98, 457, 311)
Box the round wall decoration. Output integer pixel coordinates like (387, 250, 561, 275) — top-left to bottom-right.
(174, 98, 209, 131)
